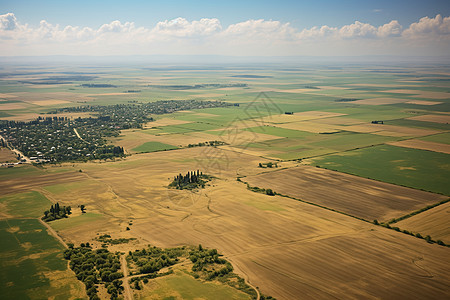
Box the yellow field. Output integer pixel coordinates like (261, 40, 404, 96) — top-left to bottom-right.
(408, 114, 450, 124)
(352, 97, 409, 105)
(274, 121, 341, 133)
(405, 100, 443, 105)
(29, 99, 71, 106)
(261, 112, 346, 124)
(397, 202, 450, 244)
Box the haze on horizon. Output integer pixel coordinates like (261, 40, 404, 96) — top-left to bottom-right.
(1, 0, 450, 58)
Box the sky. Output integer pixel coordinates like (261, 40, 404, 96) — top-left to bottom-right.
(1, 0, 449, 57)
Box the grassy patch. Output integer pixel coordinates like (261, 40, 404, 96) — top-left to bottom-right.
(132, 141, 179, 153)
(0, 191, 51, 218)
(311, 144, 450, 195)
(50, 212, 104, 231)
(149, 271, 251, 300)
(0, 219, 84, 299)
(43, 180, 92, 194)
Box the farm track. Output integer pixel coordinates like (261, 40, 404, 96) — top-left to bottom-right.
(120, 255, 133, 300)
(38, 217, 68, 249)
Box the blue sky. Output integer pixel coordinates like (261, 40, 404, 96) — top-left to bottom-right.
(0, 0, 449, 57)
(3, 0, 449, 29)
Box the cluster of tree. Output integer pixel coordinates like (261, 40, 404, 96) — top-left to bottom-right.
(169, 170, 211, 190)
(258, 162, 278, 168)
(81, 83, 117, 88)
(127, 246, 184, 275)
(42, 202, 71, 222)
(125, 244, 270, 299)
(187, 140, 227, 148)
(189, 245, 233, 280)
(334, 98, 358, 102)
(64, 244, 124, 300)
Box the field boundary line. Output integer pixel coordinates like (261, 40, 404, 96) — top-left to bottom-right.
(386, 198, 450, 224)
(38, 217, 68, 249)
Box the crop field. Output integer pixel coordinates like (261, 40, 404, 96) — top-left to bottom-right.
(244, 165, 447, 221)
(1, 64, 450, 299)
(132, 141, 179, 153)
(0, 191, 52, 218)
(397, 201, 450, 244)
(0, 219, 85, 299)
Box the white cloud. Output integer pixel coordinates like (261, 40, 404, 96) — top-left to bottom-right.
(0, 12, 19, 30)
(377, 20, 402, 37)
(0, 12, 448, 56)
(224, 19, 296, 40)
(153, 17, 221, 37)
(403, 14, 450, 38)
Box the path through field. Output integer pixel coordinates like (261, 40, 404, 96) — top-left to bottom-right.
(120, 255, 132, 300)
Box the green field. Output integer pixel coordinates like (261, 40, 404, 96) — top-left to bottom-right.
(50, 212, 104, 231)
(243, 126, 313, 138)
(146, 271, 251, 300)
(43, 179, 91, 194)
(0, 191, 51, 218)
(132, 141, 179, 153)
(0, 165, 44, 181)
(0, 219, 84, 299)
(311, 144, 450, 195)
(419, 132, 450, 145)
(386, 119, 450, 131)
(151, 122, 222, 134)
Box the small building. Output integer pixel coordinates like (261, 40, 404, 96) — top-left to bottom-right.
(371, 120, 384, 124)
(285, 112, 294, 115)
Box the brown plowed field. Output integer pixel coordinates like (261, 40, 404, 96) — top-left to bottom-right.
(244, 165, 447, 222)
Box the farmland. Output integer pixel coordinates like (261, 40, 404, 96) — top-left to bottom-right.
(0, 63, 449, 299)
